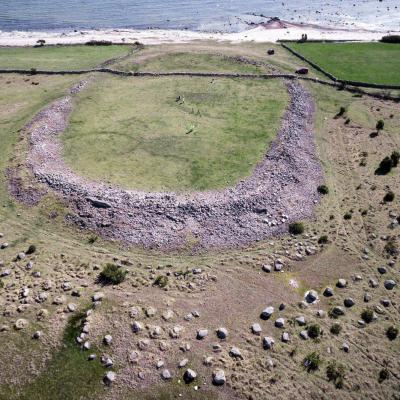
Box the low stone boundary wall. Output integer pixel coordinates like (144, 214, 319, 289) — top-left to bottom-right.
(0, 68, 398, 101)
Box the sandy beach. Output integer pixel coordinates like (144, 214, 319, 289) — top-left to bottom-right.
(0, 24, 398, 46)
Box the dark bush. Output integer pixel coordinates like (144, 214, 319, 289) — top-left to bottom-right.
(379, 368, 390, 383)
(88, 234, 98, 244)
(375, 156, 393, 175)
(30, 68, 37, 75)
(383, 191, 395, 202)
(343, 212, 352, 220)
(384, 238, 398, 256)
(318, 235, 329, 244)
(289, 222, 304, 235)
(361, 309, 374, 323)
(327, 361, 346, 389)
(386, 326, 398, 341)
(336, 106, 346, 117)
(376, 120, 385, 131)
(153, 275, 168, 288)
(391, 151, 400, 167)
(303, 352, 321, 372)
(307, 324, 321, 339)
(317, 185, 329, 195)
(0, 279, 4, 289)
(86, 40, 113, 46)
(381, 35, 400, 43)
(345, 118, 351, 125)
(330, 323, 342, 335)
(98, 263, 127, 285)
(26, 244, 36, 255)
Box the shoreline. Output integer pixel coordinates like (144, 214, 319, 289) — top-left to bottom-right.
(0, 22, 398, 46)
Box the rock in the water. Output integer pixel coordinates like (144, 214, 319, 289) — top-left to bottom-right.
(212, 369, 226, 386)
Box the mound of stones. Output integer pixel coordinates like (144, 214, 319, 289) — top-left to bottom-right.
(21, 79, 323, 250)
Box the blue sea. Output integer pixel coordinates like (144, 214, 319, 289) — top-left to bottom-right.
(0, 0, 399, 33)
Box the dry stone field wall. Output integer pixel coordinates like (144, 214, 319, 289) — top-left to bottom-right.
(24, 77, 323, 250)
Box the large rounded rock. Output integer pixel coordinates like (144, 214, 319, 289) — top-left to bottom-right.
(183, 369, 197, 383)
(197, 329, 209, 340)
(263, 336, 275, 350)
(212, 369, 226, 386)
(216, 327, 228, 340)
(260, 306, 274, 320)
(384, 280, 396, 290)
(305, 290, 319, 303)
(104, 371, 116, 385)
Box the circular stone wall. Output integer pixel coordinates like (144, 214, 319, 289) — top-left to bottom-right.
(25, 78, 323, 250)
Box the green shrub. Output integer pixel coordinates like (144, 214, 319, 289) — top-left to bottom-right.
(330, 323, 342, 335)
(327, 361, 346, 389)
(336, 106, 346, 117)
(26, 245, 36, 255)
(307, 324, 321, 339)
(88, 234, 98, 244)
(303, 352, 321, 372)
(0, 279, 4, 289)
(318, 235, 329, 244)
(383, 191, 395, 202)
(289, 222, 304, 235)
(153, 275, 168, 288)
(98, 263, 127, 285)
(391, 151, 400, 167)
(384, 238, 398, 256)
(343, 212, 352, 220)
(361, 309, 374, 323)
(386, 326, 398, 341)
(381, 35, 400, 43)
(376, 120, 385, 131)
(376, 156, 393, 175)
(317, 185, 329, 195)
(379, 368, 390, 383)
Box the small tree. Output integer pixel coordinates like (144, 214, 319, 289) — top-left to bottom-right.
(376, 120, 385, 131)
(98, 263, 127, 285)
(383, 191, 395, 202)
(36, 39, 46, 47)
(317, 185, 329, 195)
(303, 352, 321, 372)
(386, 326, 398, 341)
(289, 222, 304, 235)
(327, 361, 346, 388)
(391, 151, 400, 167)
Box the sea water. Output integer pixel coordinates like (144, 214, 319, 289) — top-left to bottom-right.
(0, 0, 399, 33)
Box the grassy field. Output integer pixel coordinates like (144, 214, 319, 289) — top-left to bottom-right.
(0, 44, 399, 400)
(112, 51, 268, 74)
(288, 42, 400, 85)
(62, 76, 288, 191)
(0, 45, 132, 70)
